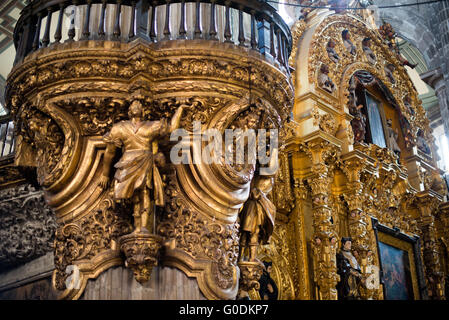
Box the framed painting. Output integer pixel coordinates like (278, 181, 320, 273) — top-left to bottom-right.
(372, 218, 427, 300)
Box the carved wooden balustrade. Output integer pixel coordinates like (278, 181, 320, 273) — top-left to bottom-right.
(13, 0, 291, 72)
(0, 115, 14, 160)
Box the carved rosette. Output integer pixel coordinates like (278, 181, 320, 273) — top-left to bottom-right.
(238, 260, 264, 291)
(119, 232, 163, 284)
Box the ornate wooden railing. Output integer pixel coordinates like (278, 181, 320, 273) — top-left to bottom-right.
(0, 115, 14, 159)
(13, 0, 292, 70)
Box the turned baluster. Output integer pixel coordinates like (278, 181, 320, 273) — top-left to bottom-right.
(194, 0, 202, 39)
(113, 0, 123, 39)
(149, 1, 157, 42)
(54, 3, 65, 43)
(270, 22, 276, 58)
(19, 15, 34, 60)
(14, 28, 24, 65)
(42, 7, 52, 47)
(238, 5, 245, 46)
(129, 0, 137, 39)
(282, 35, 289, 70)
(163, 0, 171, 40)
(81, 0, 92, 40)
(178, 0, 187, 39)
(276, 28, 283, 64)
(250, 10, 257, 50)
(98, 0, 107, 38)
(209, 0, 217, 40)
(32, 11, 43, 50)
(67, 1, 78, 41)
(224, 0, 232, 43)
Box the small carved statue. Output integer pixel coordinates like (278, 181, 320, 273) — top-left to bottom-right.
(100, 100, 184, 233)
(386, 118, 401, 159)
(379, 23, 418, 69)
(327, 40, 340, 64)
(318, 64, 336, 93)
(342, 30, 356, 55)
(417, 129, 431, 155)
(350, 104, 367, 143)
(258, 261, 278, 300)
(239, 157, 277, 263)
(385, 63, 396, 84)
(336, 237, 363, 300)
(362, 37, 376, 64)
(403, 96, 415, 117)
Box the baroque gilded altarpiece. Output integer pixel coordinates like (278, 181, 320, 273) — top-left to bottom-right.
(3, 4, 449, 300)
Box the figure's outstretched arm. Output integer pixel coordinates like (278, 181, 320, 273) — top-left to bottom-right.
(168, 105, 185, 134)
(99, 143, 117, 189)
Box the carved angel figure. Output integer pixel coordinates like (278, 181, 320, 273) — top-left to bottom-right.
(342, 30, 356, 55)
(100, 100, 184, 233)
(327, 40, 340, 64)
(318, 64, 336, 93)
(362, 37, 376, 64)
(380, 23, 418, 69)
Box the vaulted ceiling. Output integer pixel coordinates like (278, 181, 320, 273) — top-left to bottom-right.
(0, 0, 26, 83)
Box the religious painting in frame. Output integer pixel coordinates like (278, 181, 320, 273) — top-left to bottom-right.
(372, 218, 427, 300)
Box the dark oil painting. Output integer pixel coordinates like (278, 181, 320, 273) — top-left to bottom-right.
(379, 241, 414, 300)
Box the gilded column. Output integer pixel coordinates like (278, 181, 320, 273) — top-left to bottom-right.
(342, 156, 377, 299)
(307, 139, 340, 300)
(416, 193, 445, 299)
(291, 177, 311, 299)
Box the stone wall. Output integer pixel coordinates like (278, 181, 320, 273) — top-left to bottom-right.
(374, 0, 449, 138)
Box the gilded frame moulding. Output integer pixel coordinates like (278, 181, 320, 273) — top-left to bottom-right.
(372, 218, 427, 300)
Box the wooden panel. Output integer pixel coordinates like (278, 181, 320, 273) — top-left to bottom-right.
(81, 265, 205, 300)
(0, 276, 57, 300)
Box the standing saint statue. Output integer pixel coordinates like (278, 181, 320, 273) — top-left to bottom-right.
(336, 237, 363, 300)
(386, 118, 401, 159)
(99, 100, 184, 233)
(239, 148, 278, 263)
